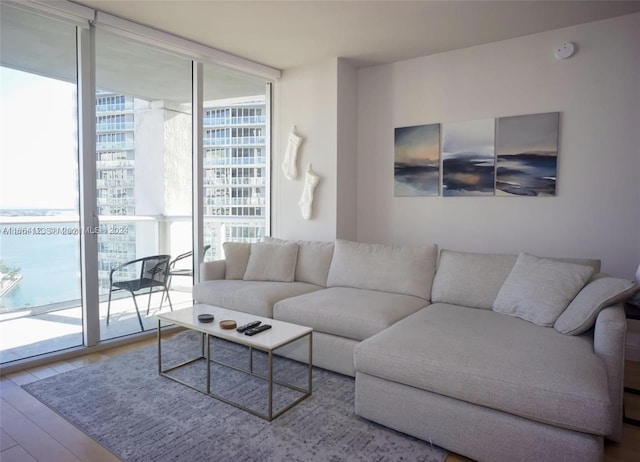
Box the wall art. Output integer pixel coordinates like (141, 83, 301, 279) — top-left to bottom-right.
(394, 123, 440, 196)
(442, 119, 495, 196)
(495, 112, 559, 196)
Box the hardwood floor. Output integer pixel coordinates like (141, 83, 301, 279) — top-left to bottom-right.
(1, 338, 639, 462)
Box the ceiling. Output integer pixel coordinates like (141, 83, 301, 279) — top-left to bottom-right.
(75, 0, 640, 70)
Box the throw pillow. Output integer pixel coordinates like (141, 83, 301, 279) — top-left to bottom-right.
(265, 237, 334, 287)
(492, 253, 593, 327)
(554, 275, 639, 335)
(243, 242, 299, 282)
(223, 242, 251, 280)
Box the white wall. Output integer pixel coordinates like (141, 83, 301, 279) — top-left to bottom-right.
(273, 58, 359, 241)
(273, 59, 338, 241)
(336, 59, 358, 241)
(357, 13, 640, 278)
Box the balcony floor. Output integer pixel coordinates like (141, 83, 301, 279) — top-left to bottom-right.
(0, 290, 194, 364)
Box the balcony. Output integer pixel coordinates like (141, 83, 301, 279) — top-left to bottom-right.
(95, 103, 134, 112)
(0, 290, 194, 363)
(0, 215, 192, 364)
(96, 122, 135, 132)
(203, 136, 265, 147)
(96, 159, 135, 169)
(203, 115, 265, 126)
(204, 156, 266, 166)
(96, 141, 135, 151)
(203, 177, 266, 187)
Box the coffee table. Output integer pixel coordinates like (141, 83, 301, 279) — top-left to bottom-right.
(157, 304, 312, 421)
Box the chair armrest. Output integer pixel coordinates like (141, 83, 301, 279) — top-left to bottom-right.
(593, 303, 626, 443)
(200, 260, 226, 281)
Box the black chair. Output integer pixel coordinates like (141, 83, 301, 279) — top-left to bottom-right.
(107, 254, 173, 331)
(160, 245, 211, 307)
(167, 245, 211, 288)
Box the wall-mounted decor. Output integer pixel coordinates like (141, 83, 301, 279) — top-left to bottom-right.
(299, 163, 319, 220)
(442, 119, 495, 196)
(496, 112, 559, 196)
(394, 124, 440, 196)
(282, 125, 302, 181)
(394, 111, 560, 198)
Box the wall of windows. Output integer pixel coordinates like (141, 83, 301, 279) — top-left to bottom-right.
(0, 0, 274, 365)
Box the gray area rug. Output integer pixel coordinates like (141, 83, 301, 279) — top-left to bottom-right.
(24, 331, 447, 462)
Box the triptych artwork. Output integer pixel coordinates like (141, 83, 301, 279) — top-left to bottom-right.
(394, 112, 559, 197)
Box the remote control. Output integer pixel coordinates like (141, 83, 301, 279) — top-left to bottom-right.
(244, 324, 272, 336)
(236, 320, 261, 333)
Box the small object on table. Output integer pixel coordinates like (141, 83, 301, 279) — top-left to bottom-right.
(197, 314, 214, 323)
(245, 324, 272, 336)
(236, 320, 261, 333)
(219, 320, 237, 330)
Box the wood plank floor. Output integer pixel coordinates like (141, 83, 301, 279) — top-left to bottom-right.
(1, 337, 639, 462)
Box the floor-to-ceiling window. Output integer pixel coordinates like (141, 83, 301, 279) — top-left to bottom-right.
(0, 5, 83, 362)
(95, 30, 194, 339)
(0, 0, 275, 365)
(202, 64, 269, 260)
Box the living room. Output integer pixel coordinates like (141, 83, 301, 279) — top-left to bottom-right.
(1, 1, 639, 462)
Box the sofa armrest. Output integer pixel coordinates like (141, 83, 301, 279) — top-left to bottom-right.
(200, 260, 226, 281)
(593, 303, 626, 443)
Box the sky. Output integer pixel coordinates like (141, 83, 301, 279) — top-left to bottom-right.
(496, 112, 559, 156)
(0, 67, 78, 210)
(441, 118, 495, 159)
(394, 124, 440, 166)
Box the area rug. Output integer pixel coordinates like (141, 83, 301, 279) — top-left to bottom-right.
(24, 331, 447, 462)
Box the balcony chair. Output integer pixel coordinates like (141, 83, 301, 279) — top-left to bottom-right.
(160, 245, 211, 306)
(107, 254, 173, 331)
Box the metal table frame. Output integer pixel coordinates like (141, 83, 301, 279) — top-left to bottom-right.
(157, 319, 313, 421)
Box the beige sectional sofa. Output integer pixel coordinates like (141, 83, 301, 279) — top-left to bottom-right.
(193, 239, 637, 462)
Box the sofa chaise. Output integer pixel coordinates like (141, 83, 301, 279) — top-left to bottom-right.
(193, 239, 637, 462)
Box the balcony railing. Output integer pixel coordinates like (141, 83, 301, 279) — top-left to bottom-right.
(204, 197, 266, 206)
(96, 179, 134, 188)
(204, 156, 266, 166)
(96, 122, 135, 132)
(204, 177, 265, 187)
(96, 103, 134, 112)
(96, 160, 135, 169)
(203, 115, 265, 126)
(96, 141, 135, 151)
(203, 137, 265, 147)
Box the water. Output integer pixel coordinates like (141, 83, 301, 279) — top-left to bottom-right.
(0, 223, 81, 311)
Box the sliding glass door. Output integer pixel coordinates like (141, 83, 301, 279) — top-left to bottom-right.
(0, 2, 273, 365)
(95, 30, 194, 339)
(0, 5, 83, 361)
(202, 64, 269, 260)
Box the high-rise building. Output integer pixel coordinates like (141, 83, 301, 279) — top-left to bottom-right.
(203, 96, 267, 260)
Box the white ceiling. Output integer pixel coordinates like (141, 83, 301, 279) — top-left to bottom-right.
(75, 0, 640, 70)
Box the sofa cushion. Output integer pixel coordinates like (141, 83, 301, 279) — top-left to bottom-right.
(192, 280, 321, 318)
(431, 250, 517, 309)
(554, 275, 638, 335)
(265, 237, 334, 287)
(243, 242, 298, 282)
(273, 287, 428, 341)
(223, 242, 251, 280)
(354, 303, 611, 435)
(326, 240, 437, 300)
(493, 253, 593, 326)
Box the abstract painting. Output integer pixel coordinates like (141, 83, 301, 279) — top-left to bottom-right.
(496, 112, 559, 196)
(441, 119, 495, 196)
(394, 124, 440, 196)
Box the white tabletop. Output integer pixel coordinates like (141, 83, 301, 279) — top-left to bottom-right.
(157, 304, 312, 351)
